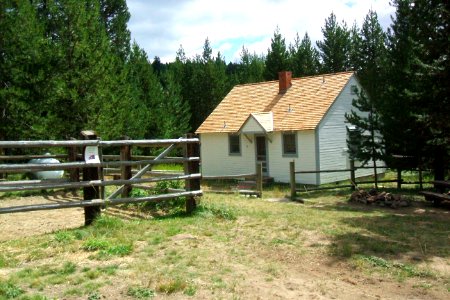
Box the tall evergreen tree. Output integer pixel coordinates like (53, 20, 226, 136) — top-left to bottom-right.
(238, 46, 265, 83)
(45, 0, 117, 139)
(157, 70, 191, 138)
(382, 0, 427, 163)
(289, 32, 320, 77)
(170, 40, 231, 131)
(374, 0, 449, 179)
(99, 0, 131, 60)
(317, 12, 351, 73)
(264, 27, 289, 80)
(346, 10, 387, 166)
(0, 1, 52, 140)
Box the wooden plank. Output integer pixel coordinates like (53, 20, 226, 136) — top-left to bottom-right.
(355, 179, 401, 184)
(0, 138, 199, 149)
(184, 133, 200, 213)
(0, 178, 68, 186)
(202, 173, 256, 180)
(0, 173, 201, 192)
(120, 142, 132, 197)
(419, 191, 450, 201)
(0, 140, 98, 148)
(99, 138, 199, 147)
(256, 162, 263, 198)
(290, 161, 296, 199)
(0, 157, 199, 173)
(432, 180, 450, 187)
(0, 154, 68, 161)
(102, 155, 180, 161)
(297, 184, 354, 192)
(295, 169, 353, 174)
(239, 189, 260, 195)
(0, 190, 203, 214)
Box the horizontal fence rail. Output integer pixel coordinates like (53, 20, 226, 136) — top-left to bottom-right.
(0, 157, 200, 173)
(0, 132, 202, 224)
(0, 138, 199, 148)
(0, 191, 203, 214)
(0, 173, 202, 193)
(201, 163, 263, 197)
(289, 159, 429, 199)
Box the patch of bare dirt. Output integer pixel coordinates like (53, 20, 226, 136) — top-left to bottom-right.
(0, 192, 85, 241)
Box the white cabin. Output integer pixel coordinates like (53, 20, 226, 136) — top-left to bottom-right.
(196, 71, 377, 184)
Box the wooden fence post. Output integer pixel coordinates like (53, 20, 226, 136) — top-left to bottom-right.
(397, 168, 402, 190)
(81, 130, 101, 225)
(0, 147, 4, 180)
(184, 134, 200, 213)
(418, 165, 423, 190)
(350, 159, 356, 191)
(256, 162, 263, 198)
(120, 137, 132, 198)
(290, 161, 296, 199)
(67, 138, 79, 195)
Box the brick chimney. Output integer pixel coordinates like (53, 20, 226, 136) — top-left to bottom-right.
(278, 71, 292, 94)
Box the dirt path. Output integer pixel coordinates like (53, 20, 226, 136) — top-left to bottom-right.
(0, 192, 85, 241)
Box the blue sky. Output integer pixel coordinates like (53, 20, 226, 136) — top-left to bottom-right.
(127, 0, 395, 63)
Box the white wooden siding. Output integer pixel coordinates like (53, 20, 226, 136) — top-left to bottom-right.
(199, 133, 255, 177)
(267, 131, 317, 184)
(317, 76, 376, 184)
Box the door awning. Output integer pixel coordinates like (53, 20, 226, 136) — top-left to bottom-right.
(238, 112, 273, 134)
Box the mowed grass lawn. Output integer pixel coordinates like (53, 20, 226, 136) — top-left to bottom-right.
(0, 186, 449, 299)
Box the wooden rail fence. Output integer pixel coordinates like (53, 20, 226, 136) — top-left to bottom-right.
(289, 160, 429, 200)
(0, 131, 202, 225)
(202, 163, 263, 197)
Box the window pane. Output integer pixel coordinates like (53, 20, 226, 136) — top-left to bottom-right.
(229, 135, 240, 154)
(283, 133, 296, 155)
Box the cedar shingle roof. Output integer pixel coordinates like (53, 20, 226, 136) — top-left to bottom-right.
(196, 71, 354, 133)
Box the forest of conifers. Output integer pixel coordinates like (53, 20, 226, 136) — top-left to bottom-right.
(0, 1, 448, 173)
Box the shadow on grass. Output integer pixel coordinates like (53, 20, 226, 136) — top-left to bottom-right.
(314, 200, 450, 261)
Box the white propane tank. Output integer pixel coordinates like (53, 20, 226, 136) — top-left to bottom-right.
(29, 153, 64, 180)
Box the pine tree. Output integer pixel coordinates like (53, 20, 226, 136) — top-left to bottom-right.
(44, 0, 117, 139)
(0, 1, 52, 140)
(264, 27, 289, 80)
(119, 42, 165, 139)
(289, 32, 320, 77)
(238, 46, 265, 83)
(156, 70, 191, 138)
(99, 0, 131, 60)
(346, 10, 388, 184)
(173, 39, 231, 131)
(381, 0, 448, 178)
(383, 0, 427, 162)
(317, 12, 351, 73)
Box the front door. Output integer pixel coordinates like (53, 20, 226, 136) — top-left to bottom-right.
(255, 136, 268, 175)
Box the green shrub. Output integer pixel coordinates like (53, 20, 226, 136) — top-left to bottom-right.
(0, 281, 23, 299)
(82, 239, 110, 251)
(197, 203, 237, 220)
(127, 286, 156, 298)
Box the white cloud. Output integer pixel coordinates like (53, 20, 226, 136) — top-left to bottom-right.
(127, 0, 395, 63)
